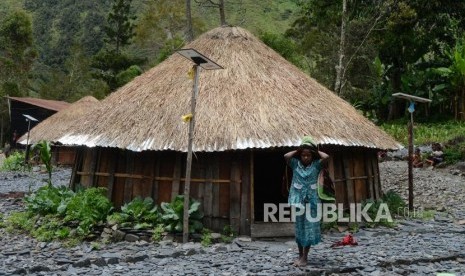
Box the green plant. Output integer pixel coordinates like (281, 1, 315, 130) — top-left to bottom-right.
(5, 212, 35, 233)
(382, 190, 406, 216)
(31, 216, 62, 241)
(1, 151, 27, 171)
(31, 140, 53, 185)
(221, 225, 237, 243)
(152, 224, 165, 242)
(160, 195, 203, 233)
(64, 187, 113, 236)
(201, 228, 212, 247)
(119, 197, 161, 228)
(24, 185, 74, 216)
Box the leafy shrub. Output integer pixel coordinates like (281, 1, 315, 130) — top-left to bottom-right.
(152, 224, 165, 242)
(221, 225, 237, 243)
(119, 197, 160, 228)
(64, 187, 112, 235)
(160, 195, 203, 233)
(382, 190, 406, 215)
(31, 140, 52, 184)
(24, 185, 74, 216)
(1, 151, 27, 171)
(201, 228, 212, 247)
(6, 212, 35, 232)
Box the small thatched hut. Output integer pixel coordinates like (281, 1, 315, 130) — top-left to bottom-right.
(18, 96, 99, 165)
(50, 27, 401, 237)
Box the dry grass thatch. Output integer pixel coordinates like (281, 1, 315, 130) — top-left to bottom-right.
(18, 96, 99, 145)
(55, 26, 401, 151)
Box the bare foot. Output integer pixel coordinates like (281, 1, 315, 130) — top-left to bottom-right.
(293, 258, 301, 266)
(294, 258, 307, 267)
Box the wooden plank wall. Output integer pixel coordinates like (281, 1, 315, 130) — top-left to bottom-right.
(330, 148, 381, 209)
(72, 148, 252, 235)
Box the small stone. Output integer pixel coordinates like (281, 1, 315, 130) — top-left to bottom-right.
(73, 258, 91, 268)
(125, 234, 139, 242)
(92, 257, 107, 267)
(106, 257, 119, 265)
(184, 248, 197, 256)
(29, 265, 51, 272)
(125, 254, 149, 263)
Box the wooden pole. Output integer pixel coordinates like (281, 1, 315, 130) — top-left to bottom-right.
(408, 109, 414, 211)
(24, 119, 31, 165)
(183, 64, 200, 243)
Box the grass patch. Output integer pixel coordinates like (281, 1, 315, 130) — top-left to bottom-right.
(381, 121, 465, 145)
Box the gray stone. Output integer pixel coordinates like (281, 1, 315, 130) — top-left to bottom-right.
(29, 265, 51, 273)
(92, 257, 107, 267)
(112, 229, 126, 241)
(125, 254, 149, 263)
(125, 233, 139, 242)
(106, 257, 119, 265)
(73, 258, 91, 268)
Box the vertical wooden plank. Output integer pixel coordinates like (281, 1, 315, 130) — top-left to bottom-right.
(124, 151, 134, 203)
(353, 152, 366, 203)
(141, 152, 153, 198)
(132, 152, 145, 198)
(365, 152, 374, 200)
(240, 152, 251, 236)
(151, 152, 161, 204)
(70, 147, 82, 190)
(342, 154, 355, 206)
(333, 152, 346, 208)
(250, 151, 255, 224)
(171, 153, 182, 200)
(372, 155, 381, 199)
(219, 153, 231, 221)
(107, 150, 116, 200)
(211, 154, 220, 230)
(229, 158, 241, 234)
(89, 148, 99, 187)
(203, 155, 213, 229)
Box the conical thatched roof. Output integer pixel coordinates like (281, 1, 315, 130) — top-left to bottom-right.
(58, 26, 401, 152)
(18, 96, 99, 145)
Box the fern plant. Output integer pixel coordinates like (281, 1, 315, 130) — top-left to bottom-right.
(160, 195, 203, 233)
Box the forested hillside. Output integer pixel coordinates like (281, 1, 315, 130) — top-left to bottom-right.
(1, 0, 465, 147)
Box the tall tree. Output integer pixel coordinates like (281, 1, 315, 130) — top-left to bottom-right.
(186, 0, 194, 41)
(0, 10, 37, 97)
(195, 0, 227, 26)
(105, 0, 136, 54)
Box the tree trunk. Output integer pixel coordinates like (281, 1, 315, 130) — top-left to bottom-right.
(334, 0, 347, 95)
(387, 66, 403, 120)
(185, 0, 194, 42)
(219, 0, 226, 26)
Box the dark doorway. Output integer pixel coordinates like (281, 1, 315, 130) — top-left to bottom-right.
(253, 149, 289, 221)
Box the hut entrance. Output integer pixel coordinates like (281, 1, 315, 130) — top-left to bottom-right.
(251, 150, 294, 237)
(253, 150, 288, 222)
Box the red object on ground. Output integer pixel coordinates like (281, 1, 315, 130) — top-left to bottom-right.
(331, 234, 358, 247)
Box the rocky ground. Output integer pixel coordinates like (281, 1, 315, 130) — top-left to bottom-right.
(0, 162, 465, 276)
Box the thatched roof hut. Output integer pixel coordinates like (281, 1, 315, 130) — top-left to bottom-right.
(18, 96, 99, 165)
(18, 96, 99, 145)
(61, 27, 401, 237)
(58, 27, 400, 151)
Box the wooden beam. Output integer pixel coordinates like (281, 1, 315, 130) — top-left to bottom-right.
(230, 159, 241, 234)
(365, 152, 374, 199)
(124, 151, 134, 203)
(204, 156, 213, 228)
(240, 153, 250, 235)
(172, 153, 182, 200)
(342, 155, 355, 206)
(151, 152, 160, 203)
(107, 150, 116, 200)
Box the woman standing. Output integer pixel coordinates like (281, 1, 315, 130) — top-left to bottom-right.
(284, 136, 329, 267)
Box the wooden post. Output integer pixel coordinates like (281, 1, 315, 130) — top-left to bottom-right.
(183, 64, 200, 243)
(408, 112, 414, 211)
